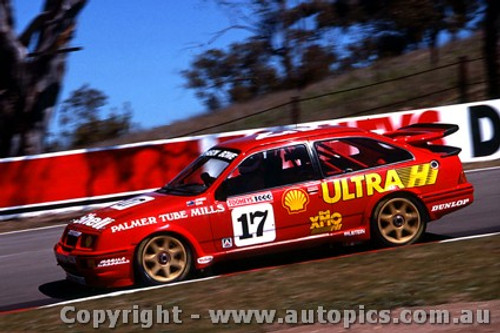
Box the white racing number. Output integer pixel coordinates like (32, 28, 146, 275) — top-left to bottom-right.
(231, 203, 276, 247)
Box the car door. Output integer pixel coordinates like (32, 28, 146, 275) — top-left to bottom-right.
(209, 143, 334, 252)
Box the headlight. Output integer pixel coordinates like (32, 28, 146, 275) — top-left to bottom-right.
(81, 234, 96, 249)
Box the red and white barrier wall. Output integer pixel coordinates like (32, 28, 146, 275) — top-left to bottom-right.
(1, 99, 499, 215)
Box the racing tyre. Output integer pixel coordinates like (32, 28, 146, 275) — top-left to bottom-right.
(371, 196, 426, 247)
(136, 234, 192, 285)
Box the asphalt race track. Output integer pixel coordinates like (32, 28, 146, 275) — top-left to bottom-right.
(1, 167, 499, 312)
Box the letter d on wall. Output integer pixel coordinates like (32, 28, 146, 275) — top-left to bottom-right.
(469, 105, 500, 157)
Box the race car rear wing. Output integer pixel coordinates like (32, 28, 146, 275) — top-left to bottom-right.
(384, 123, 461, 157)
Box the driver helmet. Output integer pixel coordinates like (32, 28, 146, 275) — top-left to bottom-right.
(238, 153, 264, 175)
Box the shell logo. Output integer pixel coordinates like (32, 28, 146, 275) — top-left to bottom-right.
(282, 189, 309, 214)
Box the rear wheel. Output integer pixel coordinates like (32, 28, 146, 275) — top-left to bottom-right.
(136, 234, 191, 285)
(371, 196, 426, 246)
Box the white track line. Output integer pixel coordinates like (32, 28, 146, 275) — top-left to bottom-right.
(34, 231, 500, 310)
(0, 224, 65, 236)
(438, 231, 500, 243)
(465, 165, 500, 173)
(39, 276, 220, 309)
(0, 187, 157, 214)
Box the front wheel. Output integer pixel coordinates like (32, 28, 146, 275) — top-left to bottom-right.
(371, 196, 426, 247)
(136, 234, 192, 285)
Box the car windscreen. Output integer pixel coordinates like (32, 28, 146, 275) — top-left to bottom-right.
(158, 148, 238, 196)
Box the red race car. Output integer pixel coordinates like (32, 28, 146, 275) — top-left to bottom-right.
(54, 124, 474, 287)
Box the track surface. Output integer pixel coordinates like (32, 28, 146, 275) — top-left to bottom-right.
(1, 168, 499, 312)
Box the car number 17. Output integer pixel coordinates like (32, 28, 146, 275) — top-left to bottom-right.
(231, 203, 276, 247)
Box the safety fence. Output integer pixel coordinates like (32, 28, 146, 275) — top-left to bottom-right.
(171, 57, 487, 138)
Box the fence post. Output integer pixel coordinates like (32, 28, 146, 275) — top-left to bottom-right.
(290, 96, 301, 124)
(458, 56, 468, 103)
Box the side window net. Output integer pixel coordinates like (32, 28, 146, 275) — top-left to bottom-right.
(315, 137, 412, 177)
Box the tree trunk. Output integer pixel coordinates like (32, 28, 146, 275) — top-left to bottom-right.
(0, 0, 87, 157)
(484, 0, 500, 99)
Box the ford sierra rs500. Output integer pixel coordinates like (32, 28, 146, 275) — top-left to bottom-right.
(54, 124, 474, 287)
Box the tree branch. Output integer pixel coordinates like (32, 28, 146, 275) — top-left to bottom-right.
(27, 45, 82, 57)
(19, 10, 54, 46)
(0, 0, 26, 86)
(207, 24, 258, 45)
(182, 24, 258, 51)
(0, 0, 14, 30)
(35, 0, 87, 55)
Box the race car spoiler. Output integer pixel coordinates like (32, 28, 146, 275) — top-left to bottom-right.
(384, 123, 461, 157)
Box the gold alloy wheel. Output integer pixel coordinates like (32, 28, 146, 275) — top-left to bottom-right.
(141, 235, 188, 283)
(376, 197, 422, 245)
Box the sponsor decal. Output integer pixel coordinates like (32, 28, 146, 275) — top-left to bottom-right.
(282, 189, 309, 214)
(158, 204, 226, 222)
(197, 256, 214, 264)
(310, 210, 343, 234)
(469, 104, 500, 158)
(231, 203, 276, 247)
(322, 163, 439, 204)
(227, 191, 273, 208)
(431, 198, 470, 212)
(111, 216, 158, 233)
(97, 257, 130, 267)
(110, 195, 155, 210)
(186, 197, 206, 207)
(222, 238, 233, 249)
(204, 149, 238, 161)
(344, 228, 366, 237)
(72, 213, 115, 230)
(160, 210, 189, 221)
(190, 204, 225, 216)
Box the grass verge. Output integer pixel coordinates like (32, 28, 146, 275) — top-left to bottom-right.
(1, 235, 499, 332)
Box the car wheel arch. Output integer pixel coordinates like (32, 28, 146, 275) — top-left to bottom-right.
(132, 230, 200, 285)
(365, 190, 429, 246)
(364, 190, 429, 224)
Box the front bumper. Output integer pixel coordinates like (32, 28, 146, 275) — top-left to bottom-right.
(54, 243, 135, 288)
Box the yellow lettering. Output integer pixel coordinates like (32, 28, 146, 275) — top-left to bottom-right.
(384, 170, 404, 190)
(310, 211, 343, 233)
(330, 212, 342, 231)
(407, 164, 430, 187)
(341, 178, 355, 201)
(428, 168, 438, 184)
(309, 216, 320, 229)
(322, 164, 437, 205)
(365, 173, 383, 196)
(350, 175, 365, 198)
(319, 210, 330, 226)
(322, 180, 341, 204)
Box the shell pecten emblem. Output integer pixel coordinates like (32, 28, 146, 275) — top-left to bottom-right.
(282, 189, 310, 214)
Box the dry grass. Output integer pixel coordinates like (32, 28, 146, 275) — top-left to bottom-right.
(91, 33, 487, 147)
(1, 235, 499, 332)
